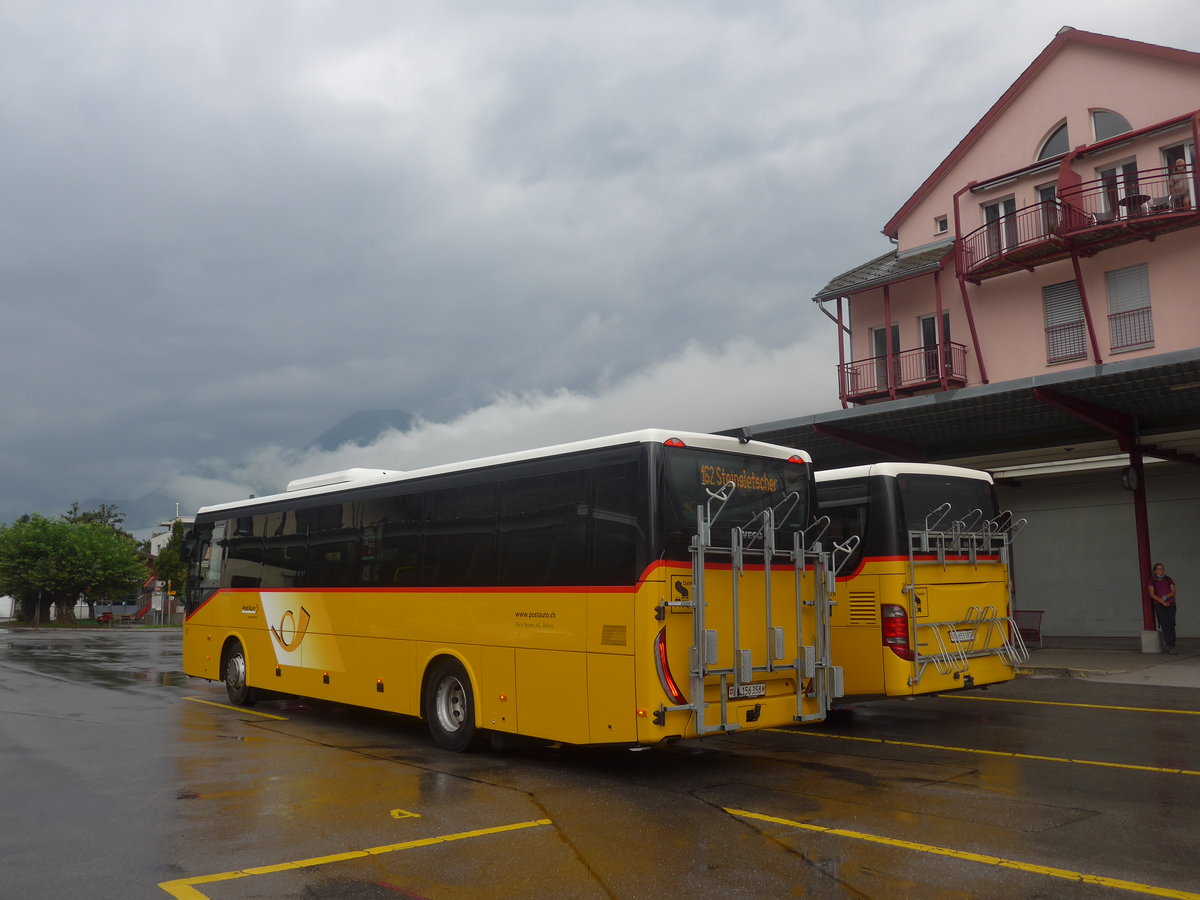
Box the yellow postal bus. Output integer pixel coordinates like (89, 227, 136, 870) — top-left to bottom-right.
(815, 462, 1028, 701)
(183, 430, 841, 750)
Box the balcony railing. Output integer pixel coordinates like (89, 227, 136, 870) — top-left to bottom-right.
(959, 163, 1196, 281)
(1109, 306, 1154, 351)
(839, 342, 967, 403)
(1045, 320, 1088, 364)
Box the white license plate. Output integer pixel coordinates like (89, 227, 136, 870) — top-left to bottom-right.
(949, 629, 974, 644)
(728, 682, 766, 699)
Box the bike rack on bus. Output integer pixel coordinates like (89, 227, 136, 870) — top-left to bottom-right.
(904, 506, 1030, 686)
(655, 482, 842, 734)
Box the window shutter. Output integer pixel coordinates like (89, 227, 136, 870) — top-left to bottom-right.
(1106, 264, 1150, 313)
(1043, 281, 1086, 362)
(1043, 281, 1083, 325)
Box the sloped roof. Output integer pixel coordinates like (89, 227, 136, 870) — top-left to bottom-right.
(813, 242, 953, 301)
(881, 28, 1200, 239)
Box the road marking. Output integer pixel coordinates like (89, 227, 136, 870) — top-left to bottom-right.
(391, 808, 421, 819)
(726, 808, 1200, 899)
(769, 730, 1200, 777)
(945, 693, 1200, 717)
(182, 696, 289, 720)
(158, 818, 553, 899)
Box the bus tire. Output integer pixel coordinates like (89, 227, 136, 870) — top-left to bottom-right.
(223, 641, 256, 707)
(424, 658, 483, 752)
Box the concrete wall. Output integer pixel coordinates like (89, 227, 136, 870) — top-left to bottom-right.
(996, 462, 1200, 637)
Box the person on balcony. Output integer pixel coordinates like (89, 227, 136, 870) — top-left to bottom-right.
(1168, 159, 1191, 210)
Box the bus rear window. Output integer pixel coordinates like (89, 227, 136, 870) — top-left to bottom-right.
(661, 448, 811, 556)
(896, 474, 997, 533)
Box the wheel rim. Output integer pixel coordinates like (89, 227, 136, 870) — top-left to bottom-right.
(434, 675, 467, 734)
(227, 652, 246, 693)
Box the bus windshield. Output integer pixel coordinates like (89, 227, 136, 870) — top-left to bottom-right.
(895, 473, 997, 533)
(660, 447, 811, 556)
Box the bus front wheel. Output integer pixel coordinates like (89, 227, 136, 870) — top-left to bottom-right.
(224, 641, 256, 707)
(424, 658, 483, 752)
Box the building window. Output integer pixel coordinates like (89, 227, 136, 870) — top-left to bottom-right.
(1043, 281, 1087, 363)
(1098, 160, 1140, 219)
(867, 323, 901, 392)
(1093, 109, 1132, 141)
(934, 215, 948, 234)
(983, 198, 1017, 257)
(1106, 264, 1153, 352)
(919, 312, 951, 379)
(1037, 121, 1069, 160)
(1037, 184, 1058, 235)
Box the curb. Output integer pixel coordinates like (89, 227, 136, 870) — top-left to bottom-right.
(1017, 666, 1128, 678)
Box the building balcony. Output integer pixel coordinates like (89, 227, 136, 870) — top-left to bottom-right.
(958, 163, 1197, 282)
(839, 342, 968, 404)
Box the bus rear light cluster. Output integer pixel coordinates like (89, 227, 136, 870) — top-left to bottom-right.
(654, 627, 687, 705)
(663, 438, 687, 447)
(881, 604, 915, 661)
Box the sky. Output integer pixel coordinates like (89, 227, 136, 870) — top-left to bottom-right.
(4, 1, 1200, 534)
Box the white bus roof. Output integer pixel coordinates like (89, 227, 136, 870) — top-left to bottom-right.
(815, 462, 994, 484)
(197, 428, 812, 515)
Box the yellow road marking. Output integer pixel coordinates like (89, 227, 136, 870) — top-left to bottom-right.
(726, 808, 1200, 899)
(158, 819, 552, 899)
(182, 696, 289, 720)
(946, 693, 1200, 717)
(390, 808, 421, 819)
(769, 730, 1200, 776)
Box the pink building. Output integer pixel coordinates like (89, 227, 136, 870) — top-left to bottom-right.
(751, 29, 1200, 647)
(821, 28, 1198, 405)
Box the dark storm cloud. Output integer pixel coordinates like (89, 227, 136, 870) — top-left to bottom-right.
(2, 1, 1198, 527)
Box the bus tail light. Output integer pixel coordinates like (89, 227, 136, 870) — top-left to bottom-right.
(655, 627, 687, 705)
(663, 437, 687, 448)
(881, 604, 915, 661)
(787, 455, 806, 464)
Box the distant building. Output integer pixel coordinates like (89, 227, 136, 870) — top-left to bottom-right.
(745, 28, 1199, 646)
(150, 503, 194, 556)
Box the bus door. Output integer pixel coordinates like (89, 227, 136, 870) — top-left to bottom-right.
(657, 483, 841, 734)
(904, 505, 1029, 688)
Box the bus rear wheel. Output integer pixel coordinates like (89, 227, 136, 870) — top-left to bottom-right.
(224, 641, 256, 707)
(425, 658, 483, 752)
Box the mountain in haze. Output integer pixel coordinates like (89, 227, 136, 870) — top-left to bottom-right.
(310, 409, 414, 452)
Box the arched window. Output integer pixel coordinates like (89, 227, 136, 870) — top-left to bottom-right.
(1037, 121, 1069, 160)
(1093, 109, 1132, 141)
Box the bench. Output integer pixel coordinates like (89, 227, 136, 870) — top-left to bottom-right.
(1014, 609, 1044, 649)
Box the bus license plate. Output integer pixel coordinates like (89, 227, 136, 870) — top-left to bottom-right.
(728, 682, 766, 699)
(949, 629, 974, 644)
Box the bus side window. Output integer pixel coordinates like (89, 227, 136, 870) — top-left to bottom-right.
(423, 484, 498, 587)
(499, 469, 589, 586)
(261, 509, 306, 589)
(303, 502, 360, 588)
(222, 517, 264, 589)
(592, 461, 646, 586)
(817, 482, 870, 572)
(361, 493, 422, 587)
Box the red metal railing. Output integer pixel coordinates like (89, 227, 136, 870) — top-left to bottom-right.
(961, 201, 1061, 268)
(839, 343, 967, 400)
(1059, 163, 1194, 224)
(1109, 306, 1154, 351)
(959, 163, 1195, 278)
(1045, 321, 1087, 364)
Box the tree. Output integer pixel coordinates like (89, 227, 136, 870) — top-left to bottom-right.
(0, 512, 148, 624)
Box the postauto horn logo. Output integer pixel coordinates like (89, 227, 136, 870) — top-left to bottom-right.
(270, 606, 311, 652)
